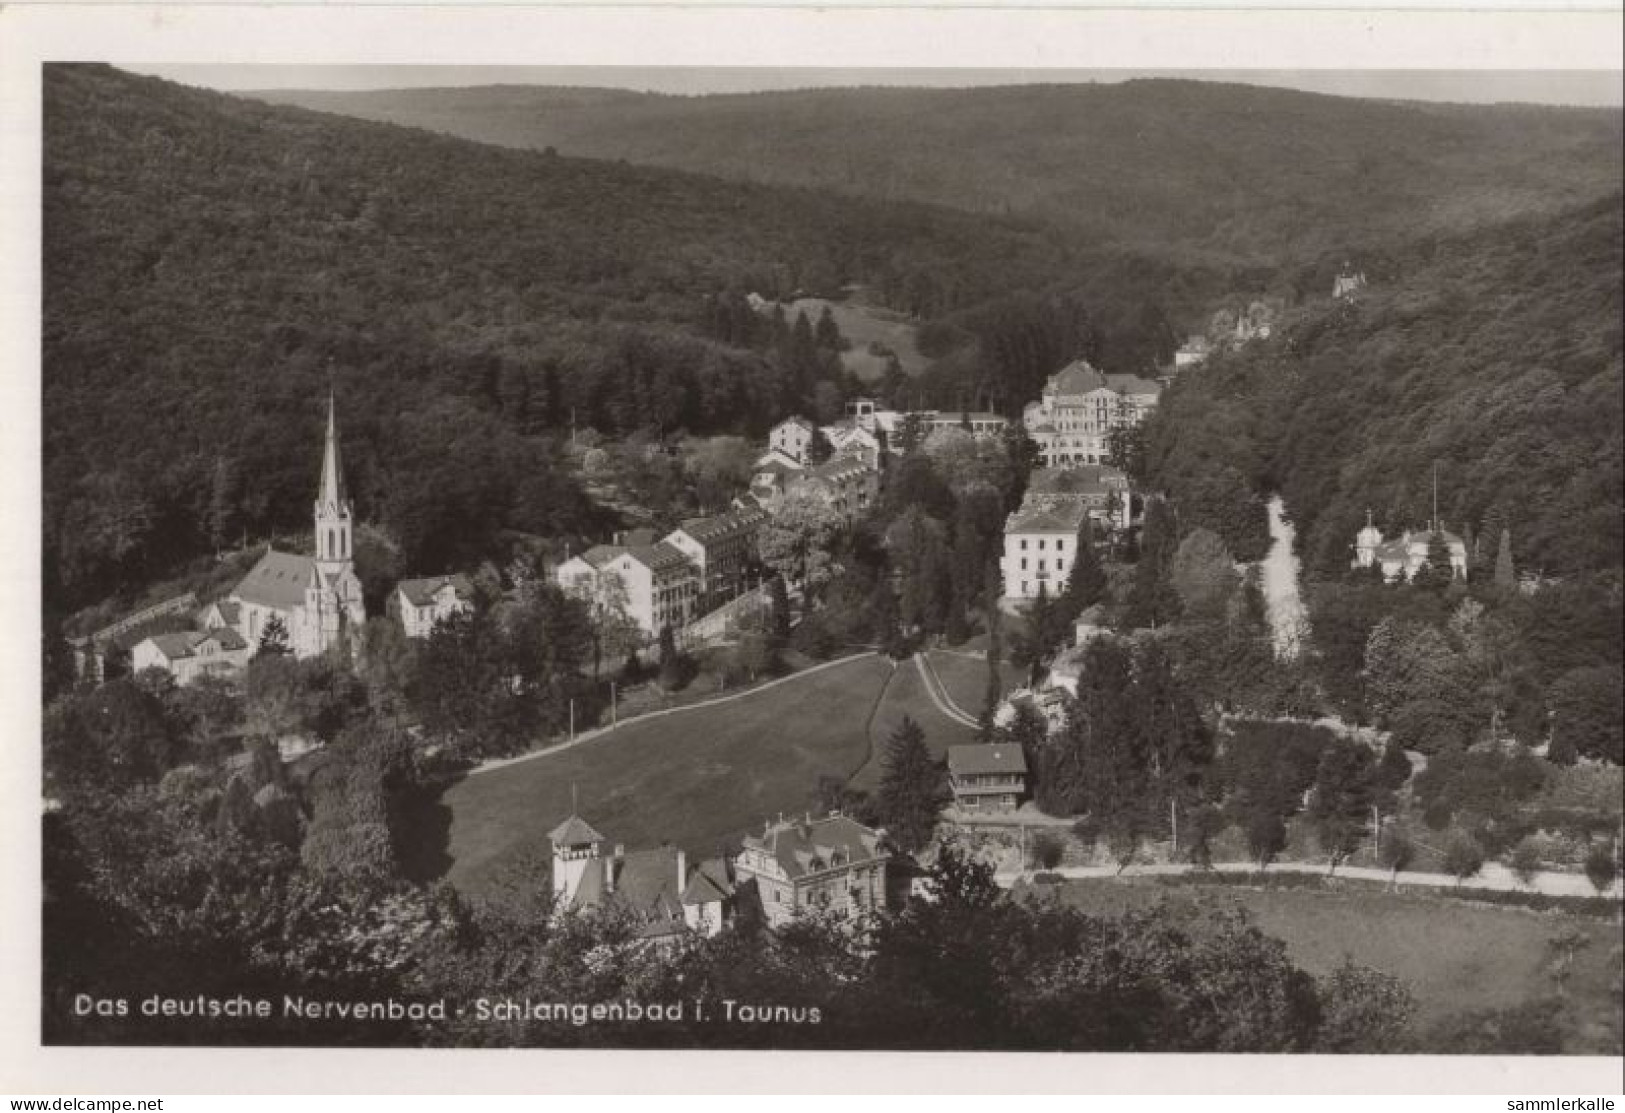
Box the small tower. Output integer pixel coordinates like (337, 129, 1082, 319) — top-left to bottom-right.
(313, 391, 353, 577)
(1354, 509, 1383, 568)
(549, 814, 605, 904)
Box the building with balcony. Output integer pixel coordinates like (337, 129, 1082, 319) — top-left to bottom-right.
(947, 744, 1028, 812)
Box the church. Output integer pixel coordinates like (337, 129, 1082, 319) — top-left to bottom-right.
(209, 395, 367, 658)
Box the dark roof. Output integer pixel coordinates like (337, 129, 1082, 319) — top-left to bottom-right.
(741, 814, 887, 880)
(232, 550, 317, 610)
(1005, 502, 1089, 534)
(396, 573, 475, 607)
(143, 628, 247, 660)
(577, 545, 626, 569)
(627, 543, 693, 575)
(606, 846, 686, 924)
(675, 507, 767, 545)
(1027, 466, 1128, 498)
(948, 744, 1028, 775)
(775, 415, 815, 432)
(681, 858, 735, 905)
(1104, 373, 1163, 397)
(208, 600, 242, 626)
(549, 814, 605, 847)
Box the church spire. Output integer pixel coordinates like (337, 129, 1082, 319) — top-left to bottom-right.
(318, 390, 347, 511)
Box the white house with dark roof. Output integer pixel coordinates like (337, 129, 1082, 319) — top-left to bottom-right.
(662, 506, 768, 609)
(394, 573, 475, 639)
(130, 627, 250, 686)
(548, 814, 735, 941)
(735, 813, 891, 928)
(767, 416, 817, 466)
(1001, 501, 1089, 601)
(947, 744, 1028, 812)
(208, 395, 366, 658)
(1022, 359, 1162, 468)
(1024, 465, 1135, 530)
(554, 541, 699, 640)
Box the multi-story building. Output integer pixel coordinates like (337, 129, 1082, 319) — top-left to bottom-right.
(791, 455, 879, 520)
(735, 813, 891, 928)
(946, 744, 1028, 812)
(663, 506, 768, 609)
(554, 541, 700, 640)
(767, 416, 817, 465)
(393, 574, 476, 639)
(1000, 501, 1089, 601)
(818, 421, 883, 469)
(1022, 360, 1162, 468)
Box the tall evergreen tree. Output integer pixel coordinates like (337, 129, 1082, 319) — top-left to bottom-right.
(1132, 641, 1212, 820)
(768, 574, 792, 650)
(1493, 528, 1517, 593)
(876, 715, 946, 852)
(1061, 517, 1108, 619)
(1126, 497, 1181, 629)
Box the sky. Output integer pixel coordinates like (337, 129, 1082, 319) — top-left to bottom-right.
(122, 65, 1624, 107)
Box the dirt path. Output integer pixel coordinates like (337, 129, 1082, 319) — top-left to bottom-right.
(1261, 494, 1307, 660)
(993, 858, 1620, 900)
(914, 653, 981, 729)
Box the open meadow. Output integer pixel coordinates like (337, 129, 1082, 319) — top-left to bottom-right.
(1024, 876, 1624, 1053)
(780, 296, 929, 380)
(438, 654, 894, 896)
(849, 657, 980, 792)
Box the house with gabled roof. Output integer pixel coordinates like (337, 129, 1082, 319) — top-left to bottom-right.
(130, 627, 250, 686)
(947, 744, 1028, 812)
(394, 573, 475, 639)
(663, 506, 768, 609)
(553, 541, 700, 640)
(767, 415, 817, 466)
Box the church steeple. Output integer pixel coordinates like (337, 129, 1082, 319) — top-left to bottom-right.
(313, 391, 353, 571)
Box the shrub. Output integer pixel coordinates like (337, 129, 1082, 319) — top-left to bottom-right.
(1583, 840, 1618, 895)
(1030, 832, 1065, 870)
(1442, 829, 1486, 883)
(1507, 837, 1543, 887)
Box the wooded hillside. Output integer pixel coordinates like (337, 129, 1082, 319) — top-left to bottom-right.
(254, 79, 1623, 264)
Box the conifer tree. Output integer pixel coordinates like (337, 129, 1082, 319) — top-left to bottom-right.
(1061, 518, 1108, 619)
(876, 715, 946, 852)
(1493, 528, 1516, 593)
(258, 614, 291, 657)
(768, 575, 792, 649)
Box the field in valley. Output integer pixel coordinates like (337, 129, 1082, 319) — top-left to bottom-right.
(1025, 876, 1623, 1052)
(439, 654, 895, 896)
(850, 657, 981, 793)
(779, 296, 930, 381)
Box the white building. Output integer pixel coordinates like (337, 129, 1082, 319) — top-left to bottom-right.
(394, 574, 475, 639)
(555, 541, 700, 639)
(735, 814, 891, 929)
(209, 395, 367, 658)
(1024, 466, 1134, 531)
(1001, 501, 1089, 601)
(767, 416, 817, 466)
(130, 628, 250, 686)
(1353, 511, 1467, 582)
(1022, 360, 1162, 468)
(663, 506, 768, 609)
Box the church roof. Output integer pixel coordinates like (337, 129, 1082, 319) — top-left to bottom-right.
(232, 550, 317, 610)
(317, 392, 348, 509)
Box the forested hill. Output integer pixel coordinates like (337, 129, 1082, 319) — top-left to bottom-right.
(1143, 191, 1623, 580)
(252, 80, 1624, 264)
(41, 65, 1089, 611)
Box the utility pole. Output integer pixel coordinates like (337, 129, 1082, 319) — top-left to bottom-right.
(610, 681, 618, 728)
(1170, 797, 1179, 859)
(568, 698, 575, 741)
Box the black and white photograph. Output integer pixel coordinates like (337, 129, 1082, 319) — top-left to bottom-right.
(4, 1, 1623, 1096)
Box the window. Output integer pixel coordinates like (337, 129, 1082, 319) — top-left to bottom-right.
(1020, 558, 1027, 571)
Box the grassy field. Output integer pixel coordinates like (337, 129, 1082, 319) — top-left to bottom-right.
(780, 296, 929, 381)
(925, 649, 1019, 721)
(1026, 876, 1623, 1051)
(439, 654, 894, 896)
(851, 659, 980, 793)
